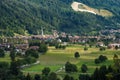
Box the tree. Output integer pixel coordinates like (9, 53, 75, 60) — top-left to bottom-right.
(38, 43, 48, 53)
(9, 61, 21, 75)
(48, 72, 57, 80)
(0, 48, 5, 57)
(107, 65, 113, 73)
(95, 55, 107, 64)
(98, 55, 107, 62)
(34, 74, 41, 80)
(26, 73, 32, 80)
(99, 65, 107, 80)
(79, 74, 91, 80)
(63, 75, 74, 80)
(25, 49, 39, 58)
(99, 47, 106, 51)
(74, 52, 80, 58)
(10, 49, 16, 61)
(115, 46, 119, 50)
(84, 47, 88, 51)
(0, 62, 9, 80)
(42, 67, 51, 76)
(81, 64, 88, 73)
(91, 68, 100, 80)
(65, 61, 77, 73)
(95, 58, 101, 64)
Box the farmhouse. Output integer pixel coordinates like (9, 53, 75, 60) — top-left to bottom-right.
(108, 43, 120, 49)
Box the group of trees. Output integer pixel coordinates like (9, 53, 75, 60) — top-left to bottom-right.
(65, 61, 88, 74)
(95, 55, 108, 64)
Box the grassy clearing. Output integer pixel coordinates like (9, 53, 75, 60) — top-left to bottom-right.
(0, 53, 11, 63)
(23, 64, 62, 73)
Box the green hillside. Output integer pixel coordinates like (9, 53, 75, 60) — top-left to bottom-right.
(0, 0, 120, 36)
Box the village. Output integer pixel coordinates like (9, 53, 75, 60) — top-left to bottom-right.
(0, 29, 120, 52)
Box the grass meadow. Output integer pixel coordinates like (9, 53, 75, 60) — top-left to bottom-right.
(0, 45, 120, 79)
(22, 45, 120, 76)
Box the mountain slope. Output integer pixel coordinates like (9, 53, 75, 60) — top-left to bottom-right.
(0, 0, 120, 36)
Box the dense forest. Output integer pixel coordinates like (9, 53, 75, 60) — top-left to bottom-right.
(0, 0, 120, 36)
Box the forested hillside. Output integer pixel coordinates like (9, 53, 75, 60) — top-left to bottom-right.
(0, 0, 120, 36)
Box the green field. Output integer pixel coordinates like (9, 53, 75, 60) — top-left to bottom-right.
(22, 45, 120, 75)
(0, 45, 120, 79)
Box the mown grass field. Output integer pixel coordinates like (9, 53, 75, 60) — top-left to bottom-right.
(22, 45, 120, 76)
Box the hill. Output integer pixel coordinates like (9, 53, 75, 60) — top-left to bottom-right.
(0, 0, 120, 36)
